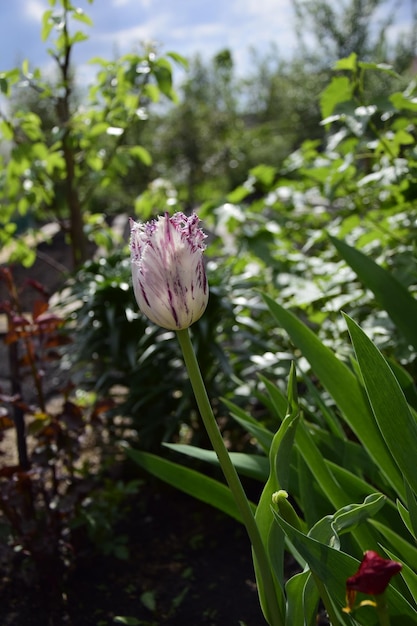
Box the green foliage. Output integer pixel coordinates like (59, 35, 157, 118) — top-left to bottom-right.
(63, 250, 266, 450)
(3, 1, 417, 619)
(126, 57, 417, 624)
(292, 0, 414, 68)
(200, 56, 417, 373)
(127, 450, 255, 523)
(0, 0, 184, 267)
(129, 292, 417, 623)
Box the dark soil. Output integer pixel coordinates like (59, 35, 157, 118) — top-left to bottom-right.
(0, 480, 269, 626)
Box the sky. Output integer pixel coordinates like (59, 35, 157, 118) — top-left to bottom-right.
(0, 0, 297, 86)
(0, 0, 413, 88)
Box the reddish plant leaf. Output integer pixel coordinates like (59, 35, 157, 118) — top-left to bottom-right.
(32, 299, 49, 320)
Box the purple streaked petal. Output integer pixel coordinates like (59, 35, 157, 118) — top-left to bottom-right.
(130, 212, 208, 330)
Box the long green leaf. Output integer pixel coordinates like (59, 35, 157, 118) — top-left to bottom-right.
(127, 449, 255, 522)
(293, 428, 383, 553)
(370, 520, 417, 571)
(221, 397, 273, 452)
(383, 548, 417, 610)
(285, 570, 318, 626)
(263, 294, 403, 496)
(405, 482, 417, 540)
(296, 422, 348, 511)
(164, 443, 269, 482)
(258, 374, 289, 422)
(344, 314, 417, 497)
(387, 358, 417, 412)
(331, 236, 417, 351)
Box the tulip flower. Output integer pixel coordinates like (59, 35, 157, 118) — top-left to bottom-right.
(344, 550, 402, 624)
(346, 550, 402, 597)
(130, 212, 208, 330)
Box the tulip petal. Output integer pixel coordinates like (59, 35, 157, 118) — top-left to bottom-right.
(130, 212, 208, 330)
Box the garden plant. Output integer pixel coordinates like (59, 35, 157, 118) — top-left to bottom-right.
(127, 57, 417, 626)
(1, 0, 417, 624)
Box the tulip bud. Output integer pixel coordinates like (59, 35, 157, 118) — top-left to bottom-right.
(130, 212, 208, 330)
(343, 550, 402, 614)
(346, 550, 402, 597)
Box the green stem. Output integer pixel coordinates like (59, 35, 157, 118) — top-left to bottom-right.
(176, 328, 283, 626)
(375, 593, 391, 626)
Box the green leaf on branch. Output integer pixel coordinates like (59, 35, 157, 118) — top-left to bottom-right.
(72, 8, 93, 27)
(358, 60, 399, 77)
(390, 91, 417, 112)
(128, 145, 152, 166)
(166, 51, 189, 69)
(41, 10, 53, 41)
(70, 31, 89, 45)
(334, 53, 358, 71)
(320, 76, 353, 120)
(153, 61, 174, 99)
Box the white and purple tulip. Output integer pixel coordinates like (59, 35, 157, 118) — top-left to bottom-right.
(130, 212, 208, 330)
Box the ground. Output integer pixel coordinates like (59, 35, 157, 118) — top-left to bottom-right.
(0, 480, 267, 626)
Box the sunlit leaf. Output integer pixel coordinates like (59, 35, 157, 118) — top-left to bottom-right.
(72, 8, 93, 27)
(344, 315, 417, 496)
(331, 236, 417, 352)
(263, 294, 403, 496)
(320, 76, 353, 120)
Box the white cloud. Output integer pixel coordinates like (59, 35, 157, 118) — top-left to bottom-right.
(93, 12, 172, 52)
(233, 0, 292, 16)
(24, 0, 45, 22)
(111, 0, 151, 6)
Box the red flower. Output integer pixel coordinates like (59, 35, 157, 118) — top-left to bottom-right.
(347, 551, 402, 596)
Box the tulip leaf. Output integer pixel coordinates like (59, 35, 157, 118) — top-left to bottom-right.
(127, 449, 255, 523)
(273, 509, 359, 625)
(370, 520, 417, 571)
(305, 494, 385, 554)
(396, 500, 416, 541)
(344, 314, 417, 497)
(331, 236, 417, 352)
(387, 358, 417, 412)
(331, 493, 386, 536)
(285, 570, 318, 626)
(262, 294, 403, 496)
(405, 481, 417, 541)
(295, 421, 347, 511)
(163, 443, 269, 482)
(258, 374, 288, 422)
(221, 397, 274, 453)
(382, 547, 417, 609)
